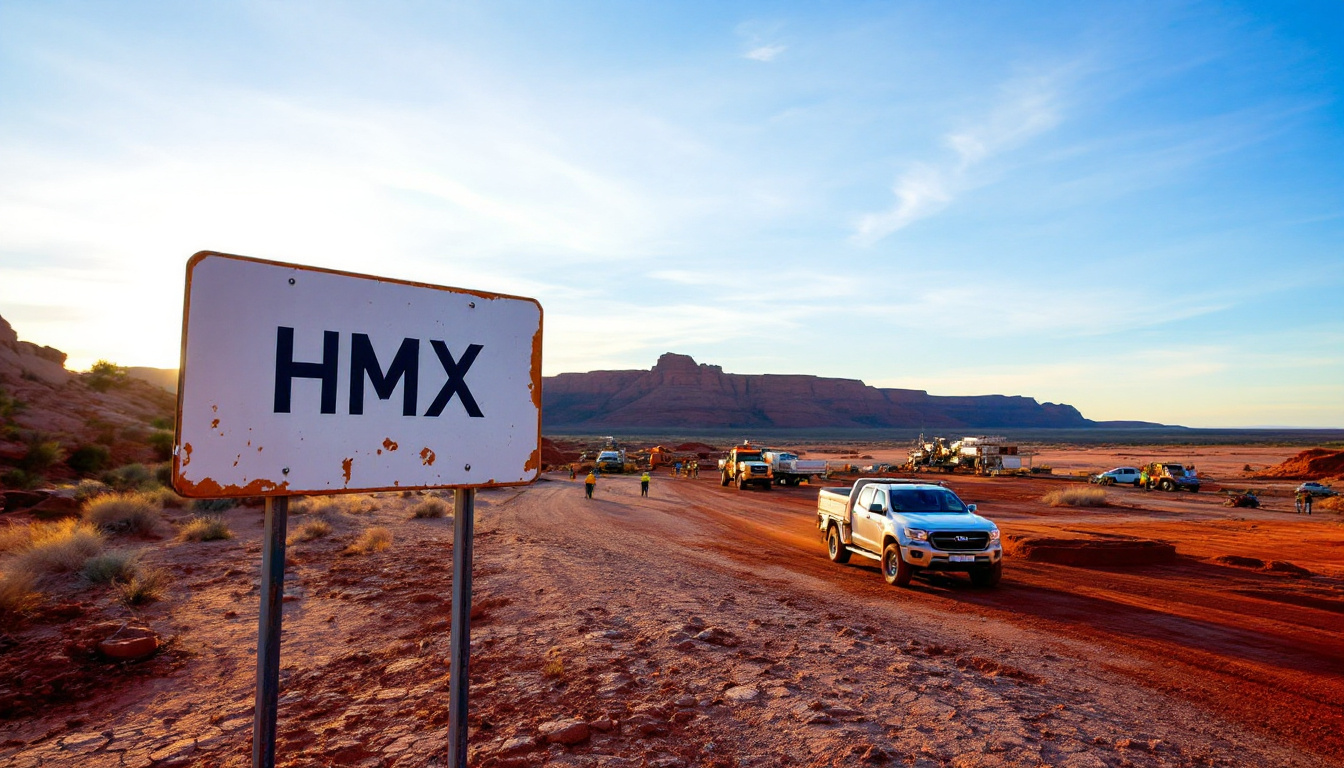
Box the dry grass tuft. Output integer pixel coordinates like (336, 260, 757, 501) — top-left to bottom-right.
(83, 492, 165, 535)
(345, 526, 393, 555)
(410, 498, 448, 519)
(1317, 495, 1344, 513)
(0, 570, 41, 614)
(288, 518, 332, 544)
(0, 523, 34, 554)
(542, 655, 565, 679)
(11, 519, 105, 575)
(178, 515, 233, 542)
(116, 567, 170, 606)
(1042, 487, 1110, 507)
(143, 486, 186, 509)
(83, 549, 142, 584)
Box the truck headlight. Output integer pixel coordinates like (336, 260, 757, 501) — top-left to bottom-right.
(903, 528, 928, 542)
(989, 529, 1000, 541)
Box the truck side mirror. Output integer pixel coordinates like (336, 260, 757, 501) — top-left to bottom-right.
(967, 503, 977, 513)
(868, 501, 885, 514)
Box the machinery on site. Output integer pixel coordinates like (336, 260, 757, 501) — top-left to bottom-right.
(1141, 462, 1200, 492)
(718, 441, 774, 490)
(594, 437, 629, 474)
(761, 448, 828, 486)
(907, 435, 1032, 474)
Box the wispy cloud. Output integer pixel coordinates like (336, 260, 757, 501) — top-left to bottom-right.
(736, 20, 786, 63)
(745, 44, 786, 62)
(851, 72, 1066, 245)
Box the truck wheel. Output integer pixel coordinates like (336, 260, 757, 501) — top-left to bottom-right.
(762, 481, 772, 491)
(1189, 485, 1199, 493)
(970, 562, 1002, 588)
(721, 472, 730, 487)
(1160, 479, 1174, 492)
(882, 543, 912, 587)
(1133, 480, 1141, 487)
(827, 526, 851, 564)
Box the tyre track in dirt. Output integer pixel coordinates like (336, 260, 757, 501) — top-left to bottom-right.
(468, 474, 1334, 767)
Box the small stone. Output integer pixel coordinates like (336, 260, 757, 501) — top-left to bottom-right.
(588, 717, 617, 733)
(498, 735, 538, 755)
(538, 718, 590, 746)
(723, 686, 759, 703)
(694, 627, 738, 647)
(673, 695, 697, 708)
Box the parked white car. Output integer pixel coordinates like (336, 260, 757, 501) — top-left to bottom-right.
(1090, 467, 1141, 486)
(1296, 482, 1337, 498)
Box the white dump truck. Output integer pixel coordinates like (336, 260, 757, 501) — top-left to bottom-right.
(761, 449, 828, 486)
(816, 479, 1002, 587)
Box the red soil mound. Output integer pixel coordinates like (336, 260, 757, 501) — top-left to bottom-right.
(1005, 535, 1176, 566)
(673, 442, 719, 456)
(1254, 448, 1344, 480)
(540, 438, 580, 468)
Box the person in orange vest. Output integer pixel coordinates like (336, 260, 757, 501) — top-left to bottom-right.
(585, 471, 597, 499)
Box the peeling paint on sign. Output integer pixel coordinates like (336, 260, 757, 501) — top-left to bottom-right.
(383, 438, 399, 452)
(342, 458, 354, 484)
(420, 448, 436, 466)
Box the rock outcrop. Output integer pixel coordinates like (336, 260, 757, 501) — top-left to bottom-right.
(544, 353, 1094, 430)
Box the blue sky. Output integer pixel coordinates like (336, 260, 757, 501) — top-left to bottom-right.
(1, 1, 1341, 427)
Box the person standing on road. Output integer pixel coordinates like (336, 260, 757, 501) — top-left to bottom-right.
(641, 471, 651, 497)
(1295, 489, 1305, 514)
(585, 471, 597, 499)
(1304, 490, 1314, 515)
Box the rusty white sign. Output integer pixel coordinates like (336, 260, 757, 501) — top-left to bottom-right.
(173, 252, 543, 497)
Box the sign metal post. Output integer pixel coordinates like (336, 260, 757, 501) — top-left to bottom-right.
(447, 488, 475, 768)
(253, 496, 289, 768)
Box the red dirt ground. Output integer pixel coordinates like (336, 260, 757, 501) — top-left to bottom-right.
(1, 443, 1341, 767)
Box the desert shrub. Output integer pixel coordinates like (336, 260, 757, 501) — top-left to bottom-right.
(288, 518, 332, 544)
(0, 523, 34, 553)
(192, 498, 237, 513)
(1318, 496, 1344, 513)
(86, 360, 128, 392)
(0, 386, 23, 421)
(141, 486, 185, 509)
(1042, 488, 1110, 507)
(153, 463, 173, 487)
(150, 416, 174, 431)
(345, 527, 392, 554)
(83, 550, 142, 584)
(19, 438, 65, 474)
(146, 430, 174, 461)
(73, 479, 113, 502)
(542, 655, 565, 679)
(83, 493, 165, 535)
(0, 570, 41, 614)
(67, 444, 112, 475)
(410, 498, 448, 519)
(343, 496, 379, 515)
(179, 515, 233, 542)
(102, 463, 154, 492)
(2, 469, 39, 490)
(116, 567, 169, 606)
(11, 519, 104, 575)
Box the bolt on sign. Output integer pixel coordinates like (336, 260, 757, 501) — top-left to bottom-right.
(173, 252, 543, 496)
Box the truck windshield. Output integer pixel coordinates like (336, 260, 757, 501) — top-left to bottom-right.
(736, 452, 762, 461)
(887, 488, 968, 514)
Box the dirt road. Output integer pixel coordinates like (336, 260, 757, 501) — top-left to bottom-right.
(3, 471, 1342, 767)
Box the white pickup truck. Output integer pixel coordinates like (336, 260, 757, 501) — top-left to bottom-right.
(761, 449, 828, 486)
(816, 479, 1002, 587)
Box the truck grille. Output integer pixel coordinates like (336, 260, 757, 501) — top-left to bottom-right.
(930, 531, 990, 551)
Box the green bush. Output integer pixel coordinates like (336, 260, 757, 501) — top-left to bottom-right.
(83, 550, 142, 584)
(150, 417, 174, 430)
(67, 444, 112, 475)
(20, 438, 65, 474)
(11, 519, 104, 575)
(116, 567, 169, 606)
(192, 498, 237, 513)
(146, 431, 174, 461)
(179, 515, 233, 542)
(102, 463, 154, 491)
(73, 479, 113, 502)
(86, 360, 128, 393)
(2, 469, 39, 490)
(83, 493, 165, 535)
(153, 463, 173, 487)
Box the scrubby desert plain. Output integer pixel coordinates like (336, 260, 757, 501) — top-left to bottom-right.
(2, 439, 1343, 768)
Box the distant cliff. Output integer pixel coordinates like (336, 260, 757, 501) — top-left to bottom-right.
(543, 353, 1096, 430)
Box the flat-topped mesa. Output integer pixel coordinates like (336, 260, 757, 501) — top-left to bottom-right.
(543, 352, 1094, 430)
